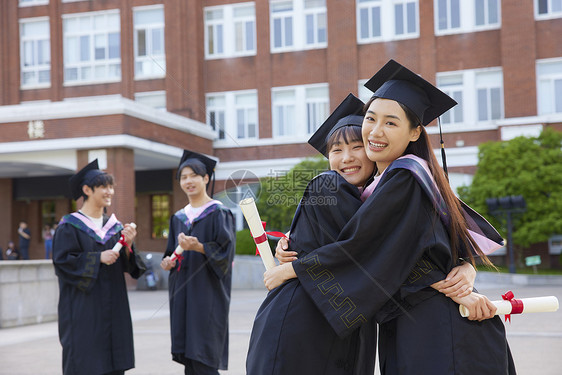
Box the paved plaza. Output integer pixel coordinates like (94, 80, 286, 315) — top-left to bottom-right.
(1, 279, 561, 374)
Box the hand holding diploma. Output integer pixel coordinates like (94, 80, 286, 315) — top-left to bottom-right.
(459, 291, 559, 321)
(170, 245, 184, 262)
(112, 223, 137, 253)
(239, 197, 276, 270)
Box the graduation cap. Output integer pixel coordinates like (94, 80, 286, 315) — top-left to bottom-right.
(68, 159, 106, 200)
(364, 59, 457, 126)
(364, 59, 457, 176)
(308, 93, 365, 157)
(177, 149, 218, 195)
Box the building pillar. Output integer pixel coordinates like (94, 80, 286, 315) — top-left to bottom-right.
(326, 0, 359, 106)
(500, 1, 537, 117)
(106, 148, 136, 224)
(0, 179, 13, 253)
(76, 148, 136, 224)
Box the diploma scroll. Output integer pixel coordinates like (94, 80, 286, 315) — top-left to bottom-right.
(459, 295, 559, 318)
(239, 197, 276, 270)
(111, 223, 137, 252)
(170, 245, 184, 262)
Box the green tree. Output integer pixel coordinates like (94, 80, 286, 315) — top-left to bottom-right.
(255, 155, 329, 232)
(458, 128, 562, 248)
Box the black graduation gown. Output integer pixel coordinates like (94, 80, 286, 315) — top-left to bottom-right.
(246, 171, 377, 375)
(52, 213, 146, 375)
(293, 167, 516, 374)
(164, 203, 235, 370)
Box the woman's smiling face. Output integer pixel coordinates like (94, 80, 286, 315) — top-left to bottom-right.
(362, 98, 421, 173)
(328, 138, 374, 188)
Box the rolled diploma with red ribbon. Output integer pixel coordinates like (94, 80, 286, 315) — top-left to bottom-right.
(111, 223, 137, 252)
(460, 296, 559, 317)
(239, 197, 276, 270)
(170, 245, 184, 262)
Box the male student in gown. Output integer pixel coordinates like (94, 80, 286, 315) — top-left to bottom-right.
(52, 159, 146, 375)
(161, 150, 236, 375)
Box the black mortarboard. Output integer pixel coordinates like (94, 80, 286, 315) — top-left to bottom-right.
(68, 159, 105, 200)
(308, 93, 365, 157)
(364, 59, 457, 126)
(176, 150, 217, 180)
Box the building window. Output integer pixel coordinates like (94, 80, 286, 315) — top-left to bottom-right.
(19, 0, 49, 6)
(20, 18, 50, 88)
(435, 0, 500, 34)
(436, 0, 461, 31)
(63, 10, 121, 85)
(272, 84, 329, 138)
(135, 91, 166, 110)
(205, 3, 256, 59)
(151, 194, 170, 239)
(393, 0, 418, 36)
(306, 86, 329, 133)
(134, 6, 165, 79)
(537, 59, 562, 115)
(206, 90, 258, 141)
(358, 0, 382, 40)
(475, 0, 500, 27)
(304, 0, 327, 46)
(270, 0, 327, 53)
(536, 0, 562, 17)
(235, 94, 258, 139)
(476, 71, 503, 121)
(207, 95, 226, 140)
(438, 74, 464, 125)
(41, 200, 56, 228)
(438, 68, 504, 127)
(357, 0, 418, 43)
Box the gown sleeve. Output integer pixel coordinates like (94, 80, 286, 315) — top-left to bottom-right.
(120, 244, 147, 279)
(292, 169, 453, 337)
(202, 208, 236, 279)
(52, 224, 101, 293)
(163, 215, 178, 258)
(289, 171, 363, 254)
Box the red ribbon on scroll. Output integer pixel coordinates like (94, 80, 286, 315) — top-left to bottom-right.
(502, 290, 524, 322)
(254, 221, 287, 256)
(118, 235, 133, 254)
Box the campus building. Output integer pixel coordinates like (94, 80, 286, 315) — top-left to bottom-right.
(1, 0, 561, 262)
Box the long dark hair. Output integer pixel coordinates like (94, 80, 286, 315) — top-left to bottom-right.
(365, 98, 493, 266)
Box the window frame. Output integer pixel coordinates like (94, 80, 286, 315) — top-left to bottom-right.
(20, 17, 51, 89)
(204, 2, 257, 59)
(133, 5, 166, 80)
(271, 83, 329, 139)
(134, 90, 167, 110)
(62, 9, 122, 86)
(434, 0, 500, 36)
(151, 194, 171, 239)
(535, 0, 562, 19)
(19, 0, 49, 6)
(536, 58, 562, 115)
(206, 90, 259, 142)
(357, 0, 419, 44)
(437, 67, 504, 129)
(270, 0, 327, 53)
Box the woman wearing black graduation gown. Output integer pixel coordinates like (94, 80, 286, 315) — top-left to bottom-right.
(247, 94, 378, 375)
(53, 160, 146, 375)
(161, 150, 236, 375)
(265, 60, 516, 374)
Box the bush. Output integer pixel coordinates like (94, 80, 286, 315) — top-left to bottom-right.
(235, 228, 278, 257)
(236, 229, 256, 255)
